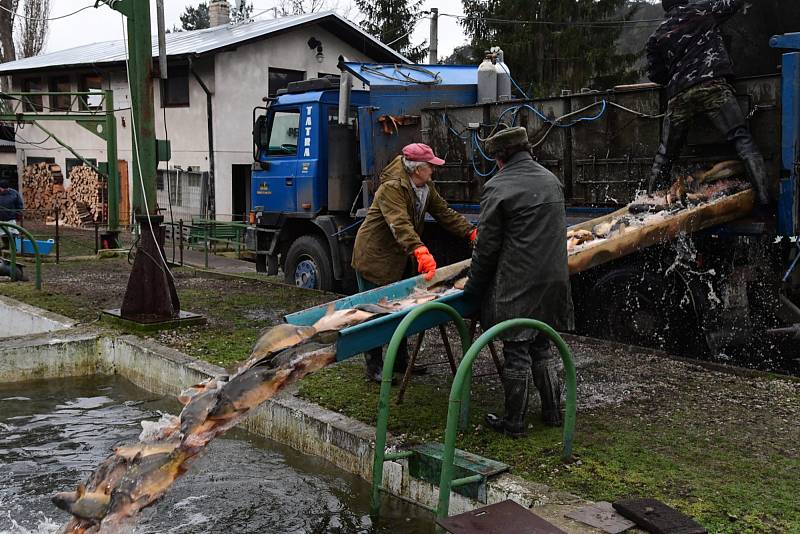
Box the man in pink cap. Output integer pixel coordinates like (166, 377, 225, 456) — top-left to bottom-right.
(352, 142, 476, 382)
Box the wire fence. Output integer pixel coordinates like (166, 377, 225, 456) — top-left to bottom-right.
(0, 208, 136, 262)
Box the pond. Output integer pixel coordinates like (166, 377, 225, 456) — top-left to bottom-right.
(0, 376, 433, 534)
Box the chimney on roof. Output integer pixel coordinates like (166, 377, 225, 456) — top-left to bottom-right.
(209, 0, 231, 27)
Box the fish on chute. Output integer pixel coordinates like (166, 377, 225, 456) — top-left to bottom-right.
(54, 265, 468, 532)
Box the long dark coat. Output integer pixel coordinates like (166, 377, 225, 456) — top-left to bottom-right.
(464, 151, 574, 341)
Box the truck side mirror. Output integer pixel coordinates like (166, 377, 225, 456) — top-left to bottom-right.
(253, 115, 267, 151)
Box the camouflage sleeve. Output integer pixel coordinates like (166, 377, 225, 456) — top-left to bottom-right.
(426, 184, 472, 239)
(697, 0, 743, 21)
(376, 181, 424, 255)
(646, 34, 668, 85)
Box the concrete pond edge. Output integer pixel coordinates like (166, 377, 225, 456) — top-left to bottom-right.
(0, 297, 601, 532)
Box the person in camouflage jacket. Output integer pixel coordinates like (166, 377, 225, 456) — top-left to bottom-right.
(646, 0, 769, 209)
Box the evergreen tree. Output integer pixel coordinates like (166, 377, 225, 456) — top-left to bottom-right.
(354, 0, 428, 63)
(460, 0, 642, 96)
(179, 2, 210, 31)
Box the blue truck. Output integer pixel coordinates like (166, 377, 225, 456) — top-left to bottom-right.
(247, 33, 800, 361)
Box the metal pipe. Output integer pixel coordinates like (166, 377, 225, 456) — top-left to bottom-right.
(338, 71, 351, 125)
(179, 219, 184, 266)
(436, 318, 577, 521)
(0, 222, 42, 289)
(188, 57, 216, 219)
(55, 205, 60, 264)
(428, 8, 438, 64)
(370, 302, 470, 518)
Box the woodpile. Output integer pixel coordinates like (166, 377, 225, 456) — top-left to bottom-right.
(20, 162, 106, 227)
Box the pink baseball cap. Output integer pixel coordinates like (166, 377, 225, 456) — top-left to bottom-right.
(402, 143, 445, 166)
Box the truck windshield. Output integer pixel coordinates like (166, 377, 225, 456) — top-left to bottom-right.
(266, 109, 300, 156)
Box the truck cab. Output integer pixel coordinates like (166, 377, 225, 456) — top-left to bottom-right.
(247, 64, 480, 292)
(249, 77, 368, 290)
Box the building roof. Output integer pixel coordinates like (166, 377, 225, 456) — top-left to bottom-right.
(0, 11, 408, 75)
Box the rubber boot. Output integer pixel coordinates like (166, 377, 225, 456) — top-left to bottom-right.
(486, 370, 530, 438)
(364, 349, 384, 383)
(733, 129, 770, 207)
(648, 114, 688, 193)
(532, 359, 563, 427)
(707, 96, 770, 207)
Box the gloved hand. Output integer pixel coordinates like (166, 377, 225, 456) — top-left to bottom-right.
(469, 227, 477, 243)
(413, 246, 437, 281)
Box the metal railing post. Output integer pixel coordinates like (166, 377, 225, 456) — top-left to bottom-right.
(0, 222, 42, 289)
(55, 206, 60, 264)
(436, 318, 577, 522)
(370, 302, 470, 518)
(179, 219, 184, 266)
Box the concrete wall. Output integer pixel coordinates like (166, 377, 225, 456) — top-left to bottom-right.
(0, 295, 75, 339)
(0, 303, 590, 530)
(12, 23, 377, 223)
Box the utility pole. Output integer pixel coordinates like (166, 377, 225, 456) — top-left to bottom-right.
(428, 7, 438, 64)
(102, 0, 181, 323)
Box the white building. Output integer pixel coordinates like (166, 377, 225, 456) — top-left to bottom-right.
(0, 8, 405, 223)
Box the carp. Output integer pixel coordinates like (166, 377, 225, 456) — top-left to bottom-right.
(177, 376, 226, 405)
(240, 323, 317, 370)
(105, 450, 188, 520)
(178, 385, 222, 439)
(209, 343, 337, 423)
(52, 484, 111, 520)
(312, 304, 376, 332)
(114, 443, 179, 462)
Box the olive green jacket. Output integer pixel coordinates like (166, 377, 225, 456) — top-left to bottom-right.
(352, 155, 472, 286)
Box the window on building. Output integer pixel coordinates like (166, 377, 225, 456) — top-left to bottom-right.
(26, 156, 55, 165)
(21, 78, 44, 112)
(268, 68, 304, 97)
(160, 66, 190, 107)
(317, 72, 340, 82)
(49, 76, 72, 111)
(79, 73, 104, 110)
(266, 109, 300, 156)
(66, 158, 97, 175)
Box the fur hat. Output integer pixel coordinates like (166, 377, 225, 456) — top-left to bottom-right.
(484, 126, 529, 157)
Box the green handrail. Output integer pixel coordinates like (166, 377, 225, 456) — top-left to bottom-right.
(0, 222, 42, 289)
(436, 318, 577, 521)
(370, 302, 470, 517)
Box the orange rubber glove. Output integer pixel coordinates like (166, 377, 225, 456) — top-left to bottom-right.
(469, 227, 477, 243)
(413, 246, 437, 281)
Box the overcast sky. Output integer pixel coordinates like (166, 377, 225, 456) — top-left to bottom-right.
(44, 0, 469, 62)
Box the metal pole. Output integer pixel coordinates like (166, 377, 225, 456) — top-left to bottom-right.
(55, 205, 60, 264)
(179, 219, 184, 266)
(370, 302, 469, 518)
(436, 318, 577, 521)
(105, 90, 120, 233)
(156, 0, 168, 80)
(428, 8, 438, 64)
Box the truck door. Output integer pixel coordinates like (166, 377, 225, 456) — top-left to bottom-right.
(252, 107, 300, 213)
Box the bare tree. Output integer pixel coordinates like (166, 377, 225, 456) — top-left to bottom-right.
(15, 0, 50, 59)
(275, 0, 330, 16)
(0, 0, 20, 63)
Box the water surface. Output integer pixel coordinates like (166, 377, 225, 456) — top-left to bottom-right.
(0, 376, 432, 533)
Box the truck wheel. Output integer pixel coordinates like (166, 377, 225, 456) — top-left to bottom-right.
(588, 267, 686, 351)
(284, 235, 333, 291)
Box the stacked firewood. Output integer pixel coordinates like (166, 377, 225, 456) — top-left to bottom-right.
(64, 165, 105, 226)
(20, 162, 106, 226)
(20, 162, 65, 222)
